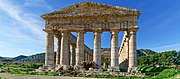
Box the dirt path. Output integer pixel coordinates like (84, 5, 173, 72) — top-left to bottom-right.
(0, 73, 104, 79)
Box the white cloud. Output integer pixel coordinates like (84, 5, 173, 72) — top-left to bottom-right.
(0, 0, 53, 57)
(0, 0, 48, 40)
(151, 43, 180, 52)
(24, 0, 53, 11)
(0, 0, 43, 36)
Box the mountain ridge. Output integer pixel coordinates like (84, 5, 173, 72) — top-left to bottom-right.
(0, 49, 155, 63)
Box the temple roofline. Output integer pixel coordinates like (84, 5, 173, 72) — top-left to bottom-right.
(41, 2, 141, 19)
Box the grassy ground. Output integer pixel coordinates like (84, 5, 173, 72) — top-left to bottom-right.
(1, 63, 180, 79)
(138, 65, 171, 72)
(167, 73, 180, 79)
(138, 66, 180, 79)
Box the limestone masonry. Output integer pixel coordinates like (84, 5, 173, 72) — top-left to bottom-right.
(41, 2, 140, 72)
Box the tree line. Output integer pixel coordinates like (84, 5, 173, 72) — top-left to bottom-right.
(137, 50, 180, 65)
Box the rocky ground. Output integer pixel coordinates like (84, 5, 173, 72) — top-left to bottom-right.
(0, 73, 103, 79)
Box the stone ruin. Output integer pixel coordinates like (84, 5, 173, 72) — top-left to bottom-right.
(39, 2, 141, 74)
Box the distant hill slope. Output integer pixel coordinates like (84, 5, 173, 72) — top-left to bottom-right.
(12, 55, 27, 61)
(17, 53, 45, 63)
(137, 50, 179, 65)
(0, 53, 45, 63)
(0, 49, 156, 63)
(101, 48, 156, 57)
(0, 56, 6, 60)
(137, 49, 157, 57)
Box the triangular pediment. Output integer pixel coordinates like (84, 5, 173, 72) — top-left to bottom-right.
(42, 2, 140, 18)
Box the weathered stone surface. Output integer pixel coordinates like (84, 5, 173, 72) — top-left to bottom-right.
(128, 31, 137, 72)
(45, 32, 54, 66)
(55, 65, 63, 71)
(93, 31, 101, 69)
(55, 34, 61, 65)
(42, 2, 140, 17)
(42, 2, 140, 72)
(60, 32, 69, 66)
(89, 67, 94, 71)
(111, 30, 118, 67)
(119, 31, 129, 70)
(70, 45, 76, 66)
(76, 32, 85, 66)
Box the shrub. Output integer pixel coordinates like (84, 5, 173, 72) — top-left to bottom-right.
(80, 61, 98, 70)
(154, 69, 178, 78)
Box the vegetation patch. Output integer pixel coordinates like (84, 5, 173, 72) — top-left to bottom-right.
(138, 50, 180, 65)
(138, 66, 171, 72)
(0, 62, 180, 79)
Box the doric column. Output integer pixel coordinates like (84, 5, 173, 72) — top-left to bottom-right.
(128, 30, 137, 72)
(91, 55, 93, 61)
(68, 43, 70, 65)
(125, 31, 129, 59)
(111, 30, 119, 67)
(45, 32, 54, 66)
(55, 33, 61, 65)
(93, 31, 101, 68)
(84, 51, 86, 61)
(86, 53, 88, 61)
(60, 32, 69, 66)
(76, 31, 85, 66)
(90, 55, 91, 61)
(71, 45, 76, 66)
(87, 53, 89, 61)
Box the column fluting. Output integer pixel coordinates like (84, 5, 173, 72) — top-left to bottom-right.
(93, 31, 101, 68)
(111, 30, 118, 67)
(45, 32, 54, 66)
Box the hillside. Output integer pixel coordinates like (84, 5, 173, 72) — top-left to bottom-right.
(2, 49, 178, 65)
(17, 53, 45, 63)
(12, 55, 27, 61)
(0, 53, 45, 63)
(138, 50, 180, 65)
(137, 49, 156, 56)
(0, 49, 156, 63)
(0, 56, 5, 60)
(101, 48, 156, 57)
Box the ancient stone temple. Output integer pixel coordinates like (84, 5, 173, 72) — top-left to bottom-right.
(41, 2, 140, 72)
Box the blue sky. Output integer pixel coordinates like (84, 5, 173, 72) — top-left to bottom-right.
(0, 0, 180, 57)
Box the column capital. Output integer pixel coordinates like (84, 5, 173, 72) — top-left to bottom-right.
(77, 31, 86, 34)
(43, 29, 54, 34)
(93, 29, 102, 33)
(61, 32, 70, 37)
(55, 33, 61, 39)
(59, 29, 71, 34)
(129, 31, 137, 35)
(128, 26, 138, 32)
(94, 31, 102, 36)
(110, 29, 119, 32)
(110, 30, 119, 35)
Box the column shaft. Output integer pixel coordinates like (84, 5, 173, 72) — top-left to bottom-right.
(45, 32, 54, 66)
(93, 32, 101, 68)
(86, 53, 88, 61)
(76, 32, 84, 66)
(128, 31, 137, 70)
(84, 51, 86, 61)
(68, 43, 70, 65)
(60, 32, 69, 66)
(111, 31, 118, 67)
(71, 46, 76, 65)
(55, 34, 61, 65)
